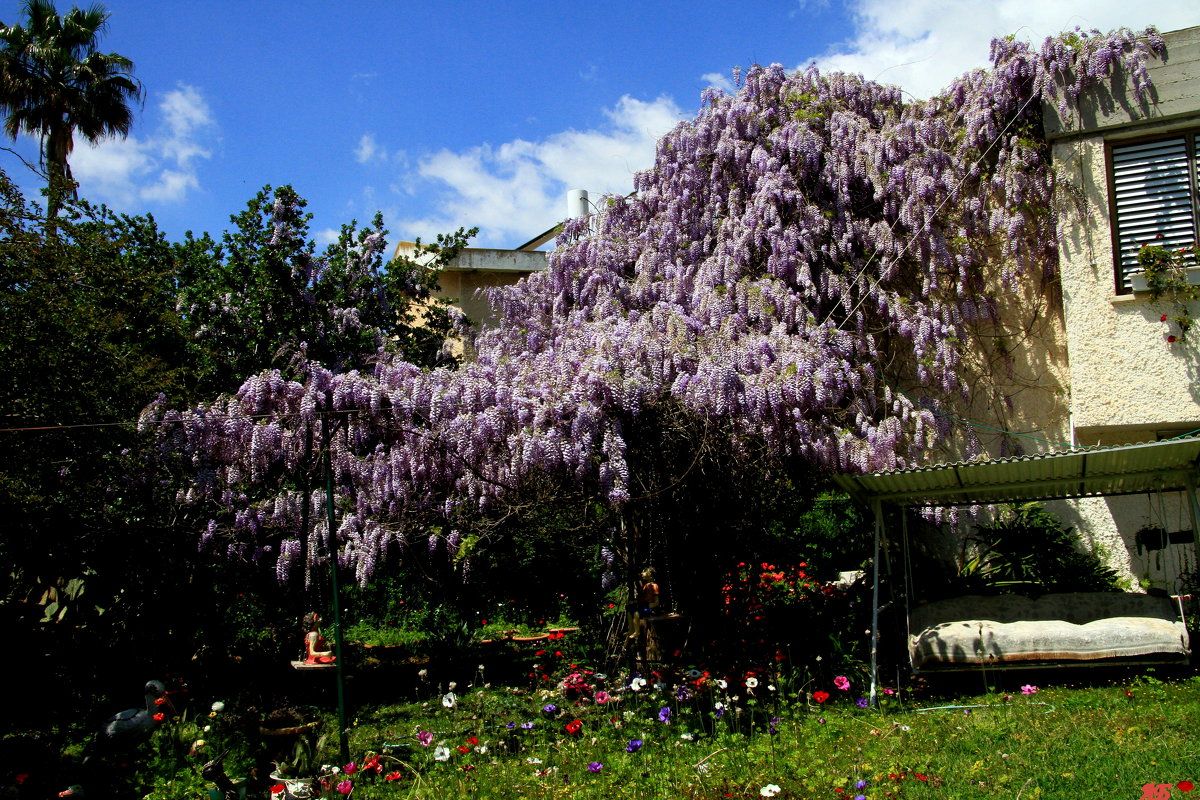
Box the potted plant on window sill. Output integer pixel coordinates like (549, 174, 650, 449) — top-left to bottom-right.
(1130, 265, 1200, 292)
(1129, 242, 1199, 341)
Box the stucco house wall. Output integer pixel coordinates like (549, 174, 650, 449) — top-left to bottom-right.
(1039, 25, 1200, 592)
(393, 242, 548, 358)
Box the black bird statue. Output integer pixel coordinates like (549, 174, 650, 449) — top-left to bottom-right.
(96, 679, 172, 750)
(201, 750, 238, 799)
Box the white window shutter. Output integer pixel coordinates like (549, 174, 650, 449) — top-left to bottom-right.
(1111, 136, 1197, 291)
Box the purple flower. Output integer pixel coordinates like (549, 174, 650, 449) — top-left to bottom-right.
(520, 721, 534, 729)
(856, 697, 869, 708)
(587, 762, 603, 773)
(855, 780, 868, 789)
(626, 739, 643, 753)
(658, 706, 672, 723)
(506, 721, 516, 729)
(542, 703, 558, 714)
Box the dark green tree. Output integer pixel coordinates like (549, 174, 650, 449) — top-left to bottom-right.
(0, 168, 192, 729)
(174, 185, 474, 398)
(0, 0, 143, 218)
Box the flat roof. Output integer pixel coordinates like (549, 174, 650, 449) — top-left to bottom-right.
(831, 435, 1200, 507)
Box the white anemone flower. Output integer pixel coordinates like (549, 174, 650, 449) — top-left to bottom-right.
(760, 784, 782, 797)
(442, 692, 457, 708)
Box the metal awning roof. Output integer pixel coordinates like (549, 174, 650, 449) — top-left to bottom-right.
(831, 435, 1200, 507)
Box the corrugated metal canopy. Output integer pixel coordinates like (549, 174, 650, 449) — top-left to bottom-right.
(832, 435, 1200, 507)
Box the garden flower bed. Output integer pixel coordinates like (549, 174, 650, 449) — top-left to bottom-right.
(101, 663, 1200, 800)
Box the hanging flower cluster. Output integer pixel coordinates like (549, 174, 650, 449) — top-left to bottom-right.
(145, 28, 1164, 584)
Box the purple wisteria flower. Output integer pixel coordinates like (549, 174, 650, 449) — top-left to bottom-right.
(153, 26, 1168, 612)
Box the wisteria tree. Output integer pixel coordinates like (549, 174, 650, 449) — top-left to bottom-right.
(145, 29, 1165, 621)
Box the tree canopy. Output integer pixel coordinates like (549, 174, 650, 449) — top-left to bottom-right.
(146, 29, 1165, 602)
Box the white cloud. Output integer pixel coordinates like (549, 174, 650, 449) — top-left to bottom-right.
(70, 82, 215, 205)
(701, 71, 737, 94)
(355, 133, 384, 165)
(808, 0, 1200, 99)
(315, 227, 341, 247)
(399, 94, 686, 247)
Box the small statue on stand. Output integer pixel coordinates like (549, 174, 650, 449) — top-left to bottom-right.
(638, 568, 660, 617)
(627, 567, 662, 652)
(301, 612, 335, 665)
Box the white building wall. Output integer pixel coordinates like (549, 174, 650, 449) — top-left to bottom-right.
(1042, 26, 1200, 591)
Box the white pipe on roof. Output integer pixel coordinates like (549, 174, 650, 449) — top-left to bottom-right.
(567, 189, 590, 219)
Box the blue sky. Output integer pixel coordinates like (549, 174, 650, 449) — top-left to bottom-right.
(1, 0, 1195, 250)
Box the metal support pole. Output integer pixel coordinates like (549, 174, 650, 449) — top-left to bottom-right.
(869, 498, 883, 708)
(1186, 474, 1200, 590)
(323, 440, 350, 765)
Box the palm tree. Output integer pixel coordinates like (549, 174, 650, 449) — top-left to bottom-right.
(0, 0, 142, 217)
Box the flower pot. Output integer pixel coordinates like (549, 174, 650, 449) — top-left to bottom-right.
(269, 773, 316, 799)
(1129, 266, 1200, 292)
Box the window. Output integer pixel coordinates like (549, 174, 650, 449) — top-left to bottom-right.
(1110, 131, 1200, 292)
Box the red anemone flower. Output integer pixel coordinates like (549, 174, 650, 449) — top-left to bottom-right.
(385, 771, 402, 782)
(565, 719, 583, 735)
(812, 691, 830, 703)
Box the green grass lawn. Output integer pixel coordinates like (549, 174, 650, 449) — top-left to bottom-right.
(139, 665, 1200, 800)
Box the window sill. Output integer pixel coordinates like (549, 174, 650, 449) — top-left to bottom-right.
(1109, 293, 1142, 305)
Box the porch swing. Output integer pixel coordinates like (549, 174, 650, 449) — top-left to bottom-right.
(833, 435, 1200, 697)
(898, 503, 1192, 672)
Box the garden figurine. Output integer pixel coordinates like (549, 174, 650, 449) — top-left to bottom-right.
(302, 612, 335, 664)
(638, 568, 660, 617)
